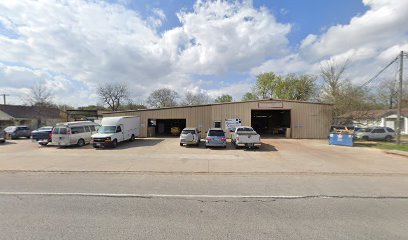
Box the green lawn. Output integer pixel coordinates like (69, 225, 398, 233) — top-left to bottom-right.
(354, 141, 408, 152)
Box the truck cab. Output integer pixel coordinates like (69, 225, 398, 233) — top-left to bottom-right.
(92, 116, 140, 148)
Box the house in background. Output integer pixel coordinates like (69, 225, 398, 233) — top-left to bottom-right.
(0, 105, 61, 130)
(337, 108, 408, 134)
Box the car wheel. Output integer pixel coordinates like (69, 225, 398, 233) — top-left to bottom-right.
(112, 139, 118, 148)
(130, 134, 135, 142)
(77, 139, 85, 147)
(362, 136, 369, 141)
(39, 142, 48, 146)
(385, 135, 392, 142)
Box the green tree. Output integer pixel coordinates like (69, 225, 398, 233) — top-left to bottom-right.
(254, 72, 278, 99)
(241, 92, 258, 101)
(214, 94, 233, 103)
(254, 72, 316, 101)
(273, 74, 317, 101)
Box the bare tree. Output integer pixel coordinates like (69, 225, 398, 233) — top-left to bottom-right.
(320, 59, 350, 102)
(97, 83, 128, 111)
(23, 83, 55, 128)
(146, 88, 179, 108)
(181, 92, 210, 106)
(25, 83, 54, 107)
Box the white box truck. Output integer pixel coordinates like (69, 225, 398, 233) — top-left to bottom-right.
(91, 116, 140, 148)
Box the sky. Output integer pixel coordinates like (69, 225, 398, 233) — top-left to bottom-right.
(0, 0, 407, 107)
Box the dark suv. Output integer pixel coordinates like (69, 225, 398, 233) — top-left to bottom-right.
(4, 126, 31, 139)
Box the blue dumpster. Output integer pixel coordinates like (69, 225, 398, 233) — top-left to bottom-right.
(328, 133, 354, 147)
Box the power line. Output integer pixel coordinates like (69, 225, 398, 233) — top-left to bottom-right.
(360, 56, 399, 88)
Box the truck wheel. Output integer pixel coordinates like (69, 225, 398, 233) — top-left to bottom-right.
(77, 139, 85, 147)
(385, 135, 392, 142)
(112, 139, 118, 148)
(130, 134, 135, 142)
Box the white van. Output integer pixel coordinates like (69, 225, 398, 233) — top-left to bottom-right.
(91, 116, 140, 148)
(52, 121, 99, 147)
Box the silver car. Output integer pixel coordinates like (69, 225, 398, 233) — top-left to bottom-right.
(354, 127, 396, 141)
(205, 128, 227, 148)
(180, 128, 202, 146)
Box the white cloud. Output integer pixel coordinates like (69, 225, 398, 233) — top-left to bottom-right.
(0, 0, 291, 106)
(253, 0, 408, 86)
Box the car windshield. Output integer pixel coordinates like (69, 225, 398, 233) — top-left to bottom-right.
(38, 127, 52, 131)
(208, 130, 224, 136)
(182, 130, 195, 134)
(98, 126, 116, 134)
(237, 127, 254, 132)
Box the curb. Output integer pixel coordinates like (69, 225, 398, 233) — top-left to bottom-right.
(0, 170, 408, 176)
(384, 150, 408, 158)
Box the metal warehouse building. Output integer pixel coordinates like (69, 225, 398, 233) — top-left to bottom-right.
(103, 99, 333, 139)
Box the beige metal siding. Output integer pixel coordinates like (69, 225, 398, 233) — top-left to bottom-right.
(103, 100, 333, 139)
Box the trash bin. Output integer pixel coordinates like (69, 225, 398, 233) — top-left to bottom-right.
(328, 133, 354, 146)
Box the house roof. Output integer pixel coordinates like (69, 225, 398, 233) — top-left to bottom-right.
(338, 108, 408, 119)
(0, 104, 60, 120)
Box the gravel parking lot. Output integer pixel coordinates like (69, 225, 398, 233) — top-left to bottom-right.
(0, 137, 407, 174)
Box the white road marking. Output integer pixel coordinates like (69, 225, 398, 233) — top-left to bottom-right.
(0, 192, 406, 199)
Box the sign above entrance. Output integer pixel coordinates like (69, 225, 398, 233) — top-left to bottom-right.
(258, 101, 283, 109)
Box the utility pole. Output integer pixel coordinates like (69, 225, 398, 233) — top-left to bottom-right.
(0, 94, 9, 105)
(396, 51, 404, 145)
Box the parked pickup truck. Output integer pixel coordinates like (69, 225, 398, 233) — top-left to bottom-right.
(231, 126, 261, 149)
(31, 126, 53, 146)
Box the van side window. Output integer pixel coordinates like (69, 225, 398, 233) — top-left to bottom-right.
(116, 126, 122, 133)
(71, 127, 85, 134)
(84, 126, 91, 133)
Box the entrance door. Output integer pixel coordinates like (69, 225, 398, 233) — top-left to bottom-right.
(251, 110, 291, 137)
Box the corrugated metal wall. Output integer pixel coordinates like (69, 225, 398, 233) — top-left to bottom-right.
(103, 100, 333, 139)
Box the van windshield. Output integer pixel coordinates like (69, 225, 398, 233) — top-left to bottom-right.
(98, 126, 116, 134)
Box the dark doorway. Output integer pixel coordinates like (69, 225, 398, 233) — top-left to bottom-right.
(148, 119, 186, 136)
(251, 110, 291, 137)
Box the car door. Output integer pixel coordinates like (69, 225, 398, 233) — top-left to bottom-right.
(116, 125, 124, 142)
(371, 128, 386, 140)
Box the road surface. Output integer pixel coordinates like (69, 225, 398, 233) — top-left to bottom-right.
(0, 172, 407, 239)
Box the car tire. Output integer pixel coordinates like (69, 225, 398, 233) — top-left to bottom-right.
(77, 139, 85, 147)
(180, 143, 183, 146)
(39, 142, 48, 146)
(385, 135, 392, 142)
(362, 136, 369, 141)
(130, 134, 135, 142)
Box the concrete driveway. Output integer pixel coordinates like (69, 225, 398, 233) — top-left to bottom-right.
(0, 138, 407, 174)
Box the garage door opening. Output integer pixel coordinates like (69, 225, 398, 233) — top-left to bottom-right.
(251, 110, 291, 137)
(148, 119, 186, 136)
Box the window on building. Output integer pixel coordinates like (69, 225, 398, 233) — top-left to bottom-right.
(214, 121, 221, 128)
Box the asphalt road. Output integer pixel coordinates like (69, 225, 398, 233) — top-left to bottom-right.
(0, 173, 408, 239)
